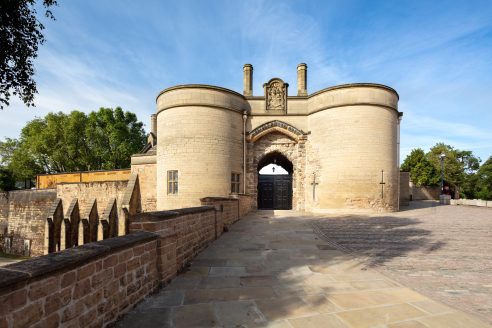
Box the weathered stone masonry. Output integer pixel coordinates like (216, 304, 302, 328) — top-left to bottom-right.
(144, 63, 402, 212)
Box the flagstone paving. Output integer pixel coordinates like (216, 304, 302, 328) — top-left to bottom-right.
(115, 207, 491, 327)
(313, 201, 492, 325)
(0, 255, 22, 267)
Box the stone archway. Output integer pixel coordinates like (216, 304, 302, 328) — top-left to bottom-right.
(257, 152, 293, 209)
(246, 122, 307, 211)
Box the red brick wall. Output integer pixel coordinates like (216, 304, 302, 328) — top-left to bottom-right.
(130, 207, 216, 276)
(238, 194, 255, 217)
(0, 232, 159, 328)
(200, 198, 238, 235)
(130, 198, 254, 284)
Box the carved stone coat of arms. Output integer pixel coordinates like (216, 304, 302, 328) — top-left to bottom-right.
(264, 78, 288, 112)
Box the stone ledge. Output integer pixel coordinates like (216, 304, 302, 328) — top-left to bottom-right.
(450, 199, 490, 207)
(7, 189, 57, 202)
(0, 269, 30, 290)
(132, 206, 215, 222)
(97, 231, 157, 252)
(156, 84, 246, 102)
(172, 206, 215, 215)
(132, 211, 180, 222)
(200, 196, 238, 202)
(0, 231, 157, 289)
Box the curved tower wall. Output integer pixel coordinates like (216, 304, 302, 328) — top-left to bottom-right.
(307, 86, 400, 211)
(155, 87, 247, 210)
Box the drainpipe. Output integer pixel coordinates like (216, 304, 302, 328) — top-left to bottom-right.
(397, 114, 402, 210)
(243, 111, 247, 194)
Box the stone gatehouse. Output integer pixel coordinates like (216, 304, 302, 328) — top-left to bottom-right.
(133, 63, 402, 212)
(0, 63, 402, 257)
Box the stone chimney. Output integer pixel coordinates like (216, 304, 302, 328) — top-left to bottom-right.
(150, 114, 157, 136)
(243, 64, 253, 96)
(297, 63, 307, 96)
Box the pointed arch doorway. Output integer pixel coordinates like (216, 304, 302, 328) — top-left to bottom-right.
(257, 152, 293, 209)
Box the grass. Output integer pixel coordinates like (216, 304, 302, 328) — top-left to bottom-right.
(0, 251, 30, 260)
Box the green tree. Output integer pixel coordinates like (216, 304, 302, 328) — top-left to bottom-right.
(401, 148, 440, 186)
(475, 156, 492, 200)
(0, 167, 16, 191)
(1, 107, 146, 180)
(0, 0, 57, 109)
(427, 143, 480, 197)
(85, 107, 146, 170)
(0, 137, 19, 165)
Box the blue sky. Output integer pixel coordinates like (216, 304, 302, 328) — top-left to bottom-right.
(2, 0, 492, 163)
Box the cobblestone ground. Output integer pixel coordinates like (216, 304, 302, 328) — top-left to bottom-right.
(314, 201, 492, 324)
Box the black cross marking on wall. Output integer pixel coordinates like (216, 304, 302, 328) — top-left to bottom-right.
(380, 170, 385, 199)
(311, 173, 319, 201)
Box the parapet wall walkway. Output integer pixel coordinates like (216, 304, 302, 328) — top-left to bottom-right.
(116, 209, 490, 328)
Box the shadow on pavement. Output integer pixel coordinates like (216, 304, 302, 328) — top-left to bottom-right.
(313, 205, 446, 267)
(114, 204, 492, 327)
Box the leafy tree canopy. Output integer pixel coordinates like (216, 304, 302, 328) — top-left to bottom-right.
(0, 0, 57, 109)
(427, 143, 480, 195)
(0, 107, 146, 180)
(475, 156, 492, 200)
(401, 143, 487, 199)
(0, 167, 16, 191)
(401, 148, 440, 186)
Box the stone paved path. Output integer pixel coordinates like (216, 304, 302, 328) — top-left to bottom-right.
(314, 201, 492, 325)
(0, 256, 22, 267)
(116, 208, 490, 327)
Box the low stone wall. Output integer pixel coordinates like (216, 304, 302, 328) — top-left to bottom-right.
(200, 195, 255, 230)
(0, 231, 159, 328)
(0, 192, 8, 222)
(450, 199, 492, 208)
(56, 181, 130, 219)
(238, 194, 255, 217)
(129, 196, 254, 283)
(5, 189, 57, 256)
(0, 179, 141, 257)
(0, 193, 8, 249)
(411, 185, 440, 200)
(129, 206, 216, 283)
(399, 172, 410, 206)
(200, 197, 239, 233)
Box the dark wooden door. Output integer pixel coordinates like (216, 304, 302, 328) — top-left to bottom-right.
(258, 175, 292, 209)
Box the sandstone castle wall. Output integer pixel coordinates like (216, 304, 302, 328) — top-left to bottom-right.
(2, 189, 57, 256)
(153, 79, 400, 212)
(308, 85, 400, 211)
(156, 86, 246, 210)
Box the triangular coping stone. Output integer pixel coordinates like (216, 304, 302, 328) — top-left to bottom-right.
(47, 198, 63, 219)
(82, 199, 98, 222)
(121, 174, 138, 207)
(101, 198, 117, 221)
(64, 198, 79, 219)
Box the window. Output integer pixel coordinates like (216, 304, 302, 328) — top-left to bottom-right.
(231, 173, 240, 194)
(167, 170, 178, 194)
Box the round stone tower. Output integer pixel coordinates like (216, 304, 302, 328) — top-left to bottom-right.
(307, 84, 400, 211)
(155, 85, 249, 210)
